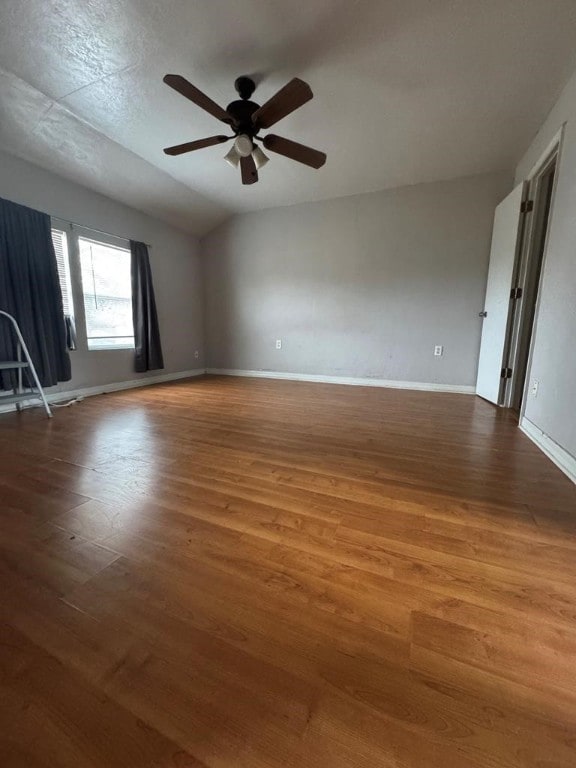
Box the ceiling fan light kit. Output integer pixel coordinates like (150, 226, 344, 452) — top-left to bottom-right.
(224, 145, 241, 168)
(234, 134, 253, 158)
(252, 145, 269, 170)
(162, 74, 326, 185)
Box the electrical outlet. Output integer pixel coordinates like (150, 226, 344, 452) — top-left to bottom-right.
(434, 345, 443, 356)
(194, 350, 199, 359)
(275, 339, 282, 350)
(531, 379, 539, 397)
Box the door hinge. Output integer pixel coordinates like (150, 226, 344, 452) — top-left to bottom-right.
(510, 287, 523, 300)
(500, 367, 513, 379)
(520, 200, 534, 213)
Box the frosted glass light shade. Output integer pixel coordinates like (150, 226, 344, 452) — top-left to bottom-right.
(224, 146, 240, 168)
(234, 134, 253, 157)
(252, 145, 269, 169)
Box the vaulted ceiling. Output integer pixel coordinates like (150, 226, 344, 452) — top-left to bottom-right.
(2, 0, 576, 235)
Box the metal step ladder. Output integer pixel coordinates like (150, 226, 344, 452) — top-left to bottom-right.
(0, 310, 52, 418)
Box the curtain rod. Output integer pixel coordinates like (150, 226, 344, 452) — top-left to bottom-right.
(67, 221, 151, 249)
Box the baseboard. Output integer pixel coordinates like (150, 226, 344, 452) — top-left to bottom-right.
(206, 368, 475, 394)
(0, 368, 206, 414)
(520, 417, 576, 485)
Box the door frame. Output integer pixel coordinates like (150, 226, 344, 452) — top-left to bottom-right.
(502, 125, 565, 412)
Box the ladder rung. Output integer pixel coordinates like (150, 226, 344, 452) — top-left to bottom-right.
(0, 361, 30, 370)
(0, 310, 52, 417)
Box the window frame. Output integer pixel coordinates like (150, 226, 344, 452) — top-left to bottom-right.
(77, 233, 135, 352)
(50, 221, 136, 353)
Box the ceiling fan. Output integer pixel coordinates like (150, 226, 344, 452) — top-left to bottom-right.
(162, 74, 327, 185)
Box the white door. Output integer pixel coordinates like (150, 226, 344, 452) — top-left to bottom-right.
(476, 182, 526, 404)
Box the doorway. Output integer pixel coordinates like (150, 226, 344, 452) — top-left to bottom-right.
(505, 147, 559, 413)
(475, 130, 562, 410)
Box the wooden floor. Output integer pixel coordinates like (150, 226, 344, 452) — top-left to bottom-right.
(1, 376, 576, 767)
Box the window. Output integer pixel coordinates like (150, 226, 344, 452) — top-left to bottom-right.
(78, 236, 134, 350)
(51, 228, 74, 318)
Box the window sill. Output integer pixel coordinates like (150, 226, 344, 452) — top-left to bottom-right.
(87, 344, 135, 352)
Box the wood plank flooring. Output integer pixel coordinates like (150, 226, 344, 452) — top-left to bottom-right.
(1, 374, 576, 767)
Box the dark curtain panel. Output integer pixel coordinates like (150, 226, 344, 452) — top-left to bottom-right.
(0, 197, 71, 388)
(130, 240, 164, 372)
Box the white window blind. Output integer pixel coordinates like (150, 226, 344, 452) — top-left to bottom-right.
(51, 229, 74, 317)
(78, 237, 134, 350)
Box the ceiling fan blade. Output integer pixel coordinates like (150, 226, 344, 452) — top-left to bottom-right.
(252, 78, 313, 129)
(163, 74, 231, 124)
(163, 135, 231, 156)
(240, 154, 258, 185)
(262, 134, 326, 169)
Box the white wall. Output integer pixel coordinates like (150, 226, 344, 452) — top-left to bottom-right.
(515, 68, 576, 462)
(0, 150, 203, 396)
(201, 172, 510, 387)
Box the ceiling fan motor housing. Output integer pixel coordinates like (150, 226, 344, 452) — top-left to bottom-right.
(226, 76, 260, 137)
(226, 99, 260, 137)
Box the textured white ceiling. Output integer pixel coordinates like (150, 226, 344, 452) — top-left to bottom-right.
(1, 0, 576, 236)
